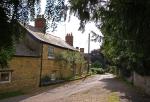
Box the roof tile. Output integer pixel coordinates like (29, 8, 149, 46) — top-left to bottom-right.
(25, 25, 77, 51)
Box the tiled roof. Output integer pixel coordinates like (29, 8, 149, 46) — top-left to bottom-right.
(15, 42, 40, 56)
(25, 25, 77, 51)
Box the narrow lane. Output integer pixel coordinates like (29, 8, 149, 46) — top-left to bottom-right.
(1, 74, 150, 102)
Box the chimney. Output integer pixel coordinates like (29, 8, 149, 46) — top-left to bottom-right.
(65, 33, 73, 46)
(35, 15, 46, 33)
(76, 47, 79, 50)
(80, 48, 84, 53)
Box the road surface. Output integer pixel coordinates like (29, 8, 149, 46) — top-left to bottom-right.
(1, 74, 150, 102)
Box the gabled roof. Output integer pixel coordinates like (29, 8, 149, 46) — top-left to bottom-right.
(15, 42, 41, 57)
(24, 25, 77, 51)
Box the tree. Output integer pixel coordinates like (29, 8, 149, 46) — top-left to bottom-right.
(74, 52, 86, 75)
(69, 0, 150, 75)
(1, 0, 150, 75)
(55, 51, 76, 77)
(90, 49, 107, 68)
(55, 51, 69, 79)
(91, 61, 102, 68)
(0, 0, 66, 68)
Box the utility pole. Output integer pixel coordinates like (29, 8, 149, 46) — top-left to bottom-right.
(65, 22, 66, 35)
(87, 33, 90, 74)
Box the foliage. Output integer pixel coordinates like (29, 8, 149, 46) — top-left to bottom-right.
(69, 0, 150, 76)
(2, 0, 150, 76)
(55, 51, 70, 79)
(55, 51, 86, 77)
(55, 51, 68, 67)
(90, 68, 105, 74)
(108, 92, 119, 102)
(91, 61, 102, 68)
(90, 49, 107, 68)
(0, 46, 14, 68)
(108, 66, 117, 74)
(57, 51, 76, 68)
(45, 0, 67, 31)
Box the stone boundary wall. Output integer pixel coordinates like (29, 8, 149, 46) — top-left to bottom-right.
(133, 72, 150, 95)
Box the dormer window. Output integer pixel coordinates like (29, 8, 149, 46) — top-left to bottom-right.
(48, 46, 54, 59)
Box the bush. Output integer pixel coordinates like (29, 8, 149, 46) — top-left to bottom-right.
(90, 68, 105, 74)
(91, 61, 103, 68)
(90, 68, 97, 74)
(108, 66, 117, 74)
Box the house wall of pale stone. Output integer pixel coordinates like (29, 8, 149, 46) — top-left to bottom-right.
(41, 44, 73, 80)
(0, 44, 85, 93)
(0, 57, 41, 93)
(133, 72, 150, 95)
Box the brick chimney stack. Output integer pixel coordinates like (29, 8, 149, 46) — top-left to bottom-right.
(80, 48, 84, 53)
(65, 33, 73, 46)
(35, 15, 46, 33)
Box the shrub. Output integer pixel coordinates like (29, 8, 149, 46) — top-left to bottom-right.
(91, 61, 102, 68)
(108, 66, 117, 74)
(90, 68, 105, 74)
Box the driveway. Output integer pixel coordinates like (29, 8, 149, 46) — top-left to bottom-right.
(1, 74, 150, 102)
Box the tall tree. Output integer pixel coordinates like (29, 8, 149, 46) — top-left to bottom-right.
(90, 49, 107, 68)
(69, 0, 150, 75)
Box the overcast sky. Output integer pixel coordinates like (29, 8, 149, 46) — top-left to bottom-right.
(40, 0, 102, 53)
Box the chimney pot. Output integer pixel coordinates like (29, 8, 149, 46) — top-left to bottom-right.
(65, 33, 73, 46)
(80, 48, 84, 53)
(35, 15, 46, 33)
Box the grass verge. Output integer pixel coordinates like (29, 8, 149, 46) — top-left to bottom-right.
(108, 92, 119, 102)
(0, 91, 24, 100)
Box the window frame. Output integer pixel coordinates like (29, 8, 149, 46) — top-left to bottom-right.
(48, 45, 54, 59)
(0, 70, 12, 84)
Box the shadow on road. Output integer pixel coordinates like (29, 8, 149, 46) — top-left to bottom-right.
(0, 82, 70, 102)
(99, 77, 150, 102)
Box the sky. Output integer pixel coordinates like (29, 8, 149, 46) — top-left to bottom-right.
(39, 0, 103, 53)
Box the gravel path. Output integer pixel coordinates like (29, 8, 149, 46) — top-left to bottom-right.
(1, 74, 150, 102)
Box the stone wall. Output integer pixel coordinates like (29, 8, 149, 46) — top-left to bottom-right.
(0, 57, 41, 93)
(0, 44, 85, 93)
(41, 44, 73, 80)
(133, 72, 150, 95)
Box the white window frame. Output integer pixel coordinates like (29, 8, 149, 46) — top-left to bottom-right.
(48, 46, 54, 59)
(0, 71, 12, 84)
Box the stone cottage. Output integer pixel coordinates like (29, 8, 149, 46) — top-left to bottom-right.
(0, 15, 86, 93)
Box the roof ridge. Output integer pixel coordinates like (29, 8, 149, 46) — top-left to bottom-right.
(25, 25, 61, 39)
(46, 33, 61, 39)
(24, 24, 61, 39)
(22, 23, 77, 51)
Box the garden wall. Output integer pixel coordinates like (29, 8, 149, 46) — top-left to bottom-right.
(133, 72, 150, 95)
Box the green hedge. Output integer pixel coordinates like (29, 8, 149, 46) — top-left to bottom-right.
(90, 68, 105, 74)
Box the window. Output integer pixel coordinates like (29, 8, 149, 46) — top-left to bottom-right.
(48, 46, 54, 58)
(0, 71, 12, 83)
